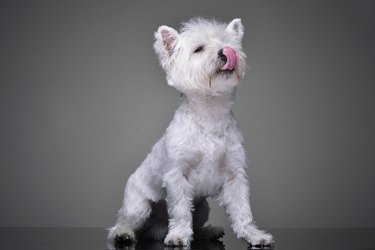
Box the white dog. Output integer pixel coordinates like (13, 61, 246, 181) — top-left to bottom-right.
(108, 17, 274, 248)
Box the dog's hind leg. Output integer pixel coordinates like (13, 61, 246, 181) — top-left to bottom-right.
(107, 173, 154, 245)
(108, 168, 164, 245)
(108, 138, 166, 245)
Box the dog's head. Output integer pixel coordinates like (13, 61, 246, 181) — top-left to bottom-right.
(154, 18, 246, 96)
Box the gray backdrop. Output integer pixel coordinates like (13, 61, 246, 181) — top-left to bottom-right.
(1, 1, 374, 228)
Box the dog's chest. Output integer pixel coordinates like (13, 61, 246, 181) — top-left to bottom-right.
(166, 108, 239, 197)
(186, 131, 229, 197)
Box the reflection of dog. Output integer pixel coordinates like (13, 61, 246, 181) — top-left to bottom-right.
(108, 18, 273, 247)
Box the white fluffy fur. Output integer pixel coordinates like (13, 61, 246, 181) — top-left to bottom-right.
(108, 18, 273, 247)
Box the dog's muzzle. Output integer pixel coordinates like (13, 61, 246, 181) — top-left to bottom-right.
(218, 47, 238, 72)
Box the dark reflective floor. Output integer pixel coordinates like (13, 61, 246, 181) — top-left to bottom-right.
(0, 228, 374, 250)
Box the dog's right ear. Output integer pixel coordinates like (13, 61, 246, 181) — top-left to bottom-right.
(225, 18, 244, 42)
(154, 25, 179, 69)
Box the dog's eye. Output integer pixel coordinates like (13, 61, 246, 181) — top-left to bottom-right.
(193, 46, 204, 53)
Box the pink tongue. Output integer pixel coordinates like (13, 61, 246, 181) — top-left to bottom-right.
(220, 47, 238, 71)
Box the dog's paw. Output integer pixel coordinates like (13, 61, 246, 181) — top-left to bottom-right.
(164, 233, 191, 247)
(244, 226, 274, 248)
(107, 225, 136, 244)
(247, 232, 274, 248)
(194, 225, 225, 240)
(115, 233, 136, 245)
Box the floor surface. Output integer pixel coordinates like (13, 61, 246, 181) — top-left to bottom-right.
(0, 228, 374, 250)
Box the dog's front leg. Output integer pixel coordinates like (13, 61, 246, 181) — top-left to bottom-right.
(218, 148, 273, 247)
(163, 166, 194, 247)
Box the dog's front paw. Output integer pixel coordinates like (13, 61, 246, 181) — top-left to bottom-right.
(245, 226, 274, 248)
(248, 232, 274, 248)
(164, 233, 191, 247)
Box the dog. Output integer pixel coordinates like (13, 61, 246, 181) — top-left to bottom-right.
(108, 17, 274, 248)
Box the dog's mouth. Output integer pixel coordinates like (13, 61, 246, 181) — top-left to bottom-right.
(216, 68, 236, 76)
(216, 47, 238, 76)
(209, 47, 241, 86)
(219, 67, 236, 73)
(220, 47, 238, 70)
(209, 67, 238, 87)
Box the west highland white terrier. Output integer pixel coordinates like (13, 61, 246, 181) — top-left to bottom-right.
(108, 17, 274, 248)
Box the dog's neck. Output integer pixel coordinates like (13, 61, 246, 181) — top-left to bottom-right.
(179, 91, 236, 124)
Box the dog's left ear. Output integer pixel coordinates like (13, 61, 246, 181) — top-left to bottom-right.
(225, 18, 244, 41)
(154, 25, 179, 70)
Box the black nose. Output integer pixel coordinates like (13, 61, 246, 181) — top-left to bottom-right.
(218, 49, 227, 63)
